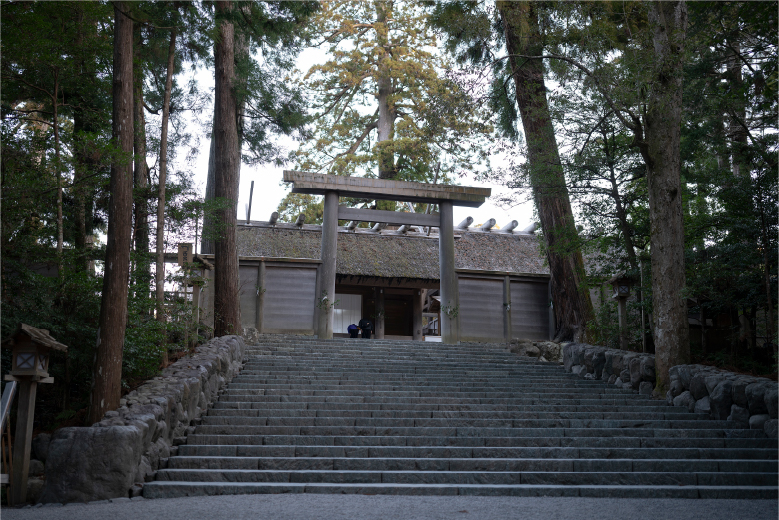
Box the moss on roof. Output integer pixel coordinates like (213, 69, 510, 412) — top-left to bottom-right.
(237, 226, 548, 279)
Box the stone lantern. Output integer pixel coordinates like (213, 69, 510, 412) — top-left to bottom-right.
(2, 324, 67, 505)
(608, 273, 635, 350)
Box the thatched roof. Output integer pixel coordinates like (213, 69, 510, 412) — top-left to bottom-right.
(236, 224, 548, 280)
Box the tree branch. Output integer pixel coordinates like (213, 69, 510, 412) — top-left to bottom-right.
(498, 53, 640, 132)
(334, 120, 378, 158)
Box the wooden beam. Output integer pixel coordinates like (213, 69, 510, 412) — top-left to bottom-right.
(456, 268, 551, 280)
(337, 206, 440, 227)
(336, 276, 439, 290)
(284, 170, 490, 208)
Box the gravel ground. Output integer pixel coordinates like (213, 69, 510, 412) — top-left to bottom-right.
(2, 495, 777, 520)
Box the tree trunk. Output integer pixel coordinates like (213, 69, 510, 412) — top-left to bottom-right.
(726, 41, 749, 178)
(88, 1, 133, 425)
(72, 9, 99, 273)
(202, 22, 247, 255)
(72, 107, 89, 272)
(603, 128, 639, 272)
(52, 69, 63, 277)
(757, 183, 776, 345)
(640, 1, 690, 393)
(213, 0, 242, 336)
(375, 0, 395, 181)
(155, 25, 177, 364)
(201, 129, 216, 255)
(72, 7, 88, 271)
(498, 1, 594, 342)
(133, 22, 150, 291)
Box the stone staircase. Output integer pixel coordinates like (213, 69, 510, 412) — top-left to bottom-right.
(144, 336, 778, 499)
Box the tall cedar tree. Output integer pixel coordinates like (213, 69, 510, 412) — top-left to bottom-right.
(212, 0, 242, 335)
(641, 2, 690, 389)
(497, 1, 594, 341)
(133, 22, 150, 290)
(202, 1, 318, 253)
(155, 25, 178, 347)
(89, 1, 134, 424)
(292, 1, 490, 195)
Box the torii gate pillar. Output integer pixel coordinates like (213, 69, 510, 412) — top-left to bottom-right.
(438, 201, 459, 343)
(317, 190, 339, 339)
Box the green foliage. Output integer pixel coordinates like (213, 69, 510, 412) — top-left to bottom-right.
(123, 277, 166, 382)
(276, 193, 324, 224)
(1, 256, 102, 428)
(295, 0, 491, 181)
(206, 0, 319, 166)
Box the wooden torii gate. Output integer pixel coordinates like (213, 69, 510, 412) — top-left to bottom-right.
(283, 171, 490, 344)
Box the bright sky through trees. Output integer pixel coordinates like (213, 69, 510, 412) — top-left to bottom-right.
(185, 47, 534, 242)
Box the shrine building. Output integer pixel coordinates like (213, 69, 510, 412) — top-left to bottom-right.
(201, 172, 553, 344)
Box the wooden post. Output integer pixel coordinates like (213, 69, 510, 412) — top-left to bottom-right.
(255, 261, 265, 333)
(374, 287, 385, 339)
(9, 379, 37, 506)
(412, 289, 424, 341)
(503, 275, 512, 344)
(192, 277, 201, 342)
(618, 297, 628, 350)
(318, 190, 338, 339)
(439, 201, 459, 344)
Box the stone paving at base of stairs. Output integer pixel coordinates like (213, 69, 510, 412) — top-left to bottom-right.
(3, 495, 778, 520)
(142, 336, 778, 499)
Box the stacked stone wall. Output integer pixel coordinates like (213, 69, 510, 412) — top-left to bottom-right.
(561, 343, 778, 439)
(667, 364, 777, 438)
(563, 343, 658, 395)
(37, 335, 246, 504)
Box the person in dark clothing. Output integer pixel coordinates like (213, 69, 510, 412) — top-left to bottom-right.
(358, 318, 373, 339)
(347, 323, 360, 338)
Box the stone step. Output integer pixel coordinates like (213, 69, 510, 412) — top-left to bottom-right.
(225, 377, 624, 394)
(241, 362, 560, 366)
(211, 399, 679, 410)
(213, 396, 672, 406)
(142, 481, 778, 499)
(195, 418, 742, 430)
(221, 389, 635, 399)
(237, 370, 565, 377)
(211, 400, 688, 411)
(231, 378, 602, 385)
(234, 379, 588, 386)
(233, 378, 612, 386)
(166, 456, 778, 474)
(153, 468, 778, 487)
(177, 443, 777, 458)
(204, 409, 706, 420)
(185, 427, 766, 446)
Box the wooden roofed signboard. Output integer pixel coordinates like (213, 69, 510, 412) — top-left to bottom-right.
(283, 170, 491, 208)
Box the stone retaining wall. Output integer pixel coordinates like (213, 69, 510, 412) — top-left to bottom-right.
(668, 364, 777, 438)
(508, 339, 563, 363)
(38, 335, 246, 504)
(561, 343, 778, 439)
(562, 343, 657, 395)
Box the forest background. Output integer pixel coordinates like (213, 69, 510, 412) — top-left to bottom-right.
(1, 1, 776, 431)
